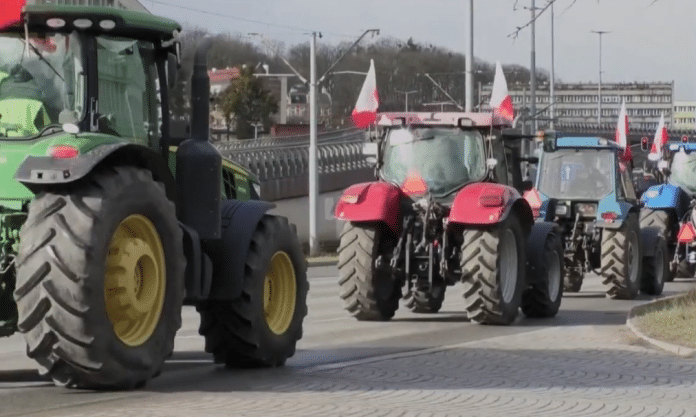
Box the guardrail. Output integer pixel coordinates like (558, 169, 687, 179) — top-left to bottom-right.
(215, 128, 374, 201)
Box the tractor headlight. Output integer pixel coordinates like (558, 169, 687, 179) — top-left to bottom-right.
(644, 190, 660, 199)
(576, 203, 597, 217)
(252, 182, 261, 198)
(555, 205, 568, 216)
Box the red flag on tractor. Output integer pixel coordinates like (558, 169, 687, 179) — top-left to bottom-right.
(650, 113, 668, 159)
(351, 59, 379, 129)
(0, 0, 25, 30)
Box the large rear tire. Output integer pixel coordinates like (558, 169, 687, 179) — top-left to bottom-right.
(640, 209, 675, 282)
(601, 214, 642, 300)
(337, 222, 400, 321)
(460, 213, 526, 325)
(198, 214, 308, 368)
(521, 231, 563, 318)
(15, 166, 185, 389)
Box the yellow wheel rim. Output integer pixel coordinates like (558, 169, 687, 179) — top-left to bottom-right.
(263, 251, 297, 335)
(104, 215, 166, 347)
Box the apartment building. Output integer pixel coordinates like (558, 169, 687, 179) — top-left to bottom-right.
(673, 101, 696, 130)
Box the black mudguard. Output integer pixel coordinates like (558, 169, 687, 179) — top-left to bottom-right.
(526, 221, 561, 286)
(207, 199, 276, 300)
(640, 226, 662, 258)
(14, 143, 177, 202)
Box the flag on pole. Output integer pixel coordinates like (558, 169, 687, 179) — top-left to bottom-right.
(0, 0, 25, 30)
(650, 113, 668, 159)
(615, 99, 632, 163)
(489, 61, 514, 123)
(351, 59, 379, 129)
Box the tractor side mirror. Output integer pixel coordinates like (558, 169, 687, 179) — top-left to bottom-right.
(363, 142, 378, 165)
(167, 53, 178, 89)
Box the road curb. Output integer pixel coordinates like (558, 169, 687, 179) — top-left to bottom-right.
(626, 293, 696, 358)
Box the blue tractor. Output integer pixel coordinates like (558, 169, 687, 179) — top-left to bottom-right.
(639, 139, 696, 279)
(526, 135, 669, 298)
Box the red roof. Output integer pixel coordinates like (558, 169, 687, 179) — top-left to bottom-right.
(209, 67, 241, 83)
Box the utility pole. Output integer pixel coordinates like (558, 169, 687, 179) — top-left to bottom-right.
(465, 0, 474, 112)
(308, 31, 319, 256)
(549, 1, 555, 130)
(530, 0, 537, 133)
(592, 30, 611, 126)
(395, 90, 418, 112)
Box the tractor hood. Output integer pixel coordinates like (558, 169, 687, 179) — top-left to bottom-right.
(0, 132, 122, 210)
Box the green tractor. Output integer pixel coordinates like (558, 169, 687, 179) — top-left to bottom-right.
(0, 5, 308, 389)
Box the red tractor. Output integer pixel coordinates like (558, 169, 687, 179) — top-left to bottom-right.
(335, 112, 564, 325)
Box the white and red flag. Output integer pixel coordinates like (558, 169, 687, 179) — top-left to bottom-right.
(0, 0, 25, 30)
(351, 59, 379, 129)
(489, 61, 514, 123)
(650, 113, 668, 159)
(615, 99, 632, 163)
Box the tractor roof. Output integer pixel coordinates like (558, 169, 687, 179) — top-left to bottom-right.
(667, 142, 696, 153)
(2, 5, 181, 44)
(376, 112, 512, 128)
(555, 136, 622, 151)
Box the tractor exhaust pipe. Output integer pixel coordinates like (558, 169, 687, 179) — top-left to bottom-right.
(191, 36, 214, 141)
(176, 36, 222, 240)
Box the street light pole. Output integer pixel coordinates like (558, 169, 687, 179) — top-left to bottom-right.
(308, 31, 319, 256)
(592, 30, 611, 126)
(465, 0, 474, 112)
(530, 0, 537, 133)
(549, 1, 555, 130)
(395, 90, 418, 112)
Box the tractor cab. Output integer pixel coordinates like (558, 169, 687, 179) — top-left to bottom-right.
(664, 142, 696, 198)
(533, 136, 638, 225)
(367, 112, 531, 203)
(0, 5, 180, 147)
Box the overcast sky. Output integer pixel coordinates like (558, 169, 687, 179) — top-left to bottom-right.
(143, 0, 696, 100)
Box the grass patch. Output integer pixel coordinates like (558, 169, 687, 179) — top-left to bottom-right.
(635, 289, 696, 348)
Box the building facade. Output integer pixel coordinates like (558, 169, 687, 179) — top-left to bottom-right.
(481, 82, 674, 130)
(27, 0, 149, 13)
(673, 101, 696, 130)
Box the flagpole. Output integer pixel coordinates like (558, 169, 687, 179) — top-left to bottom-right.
(465, 0, 474, 112)
(309, 31, 319, 256)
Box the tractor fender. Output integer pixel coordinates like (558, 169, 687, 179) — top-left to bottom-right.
(207, 199, 276, 300)
(334, 181, 402, 235)
(448, 183, 534, 232)
(641, 183, 691, 219)
(640, 226, 663, 258)
(14, 143, 177, 202)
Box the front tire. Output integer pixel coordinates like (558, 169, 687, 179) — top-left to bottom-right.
(601, 214, 642, 300)
(522, 230, 563, 318)
(15, 166, 185, 389)
(198, 214, 308, 367)
(640, 209, 675, 282)
(563, 269, 584, 293)
(640, 233, 668, 296)
(337, 222, 400, 321)
(461, 213, 526, 325)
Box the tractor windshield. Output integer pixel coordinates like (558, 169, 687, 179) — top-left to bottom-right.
(670, 150, 696, 196)
(0, 31, 84, 137)
(537, 149, 615, 200)
(381, 127, 486, 196)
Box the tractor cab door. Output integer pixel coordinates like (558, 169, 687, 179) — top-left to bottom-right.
(618, 161, 639, 204)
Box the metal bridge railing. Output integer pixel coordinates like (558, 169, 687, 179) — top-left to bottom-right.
(214, 129, 374, 201)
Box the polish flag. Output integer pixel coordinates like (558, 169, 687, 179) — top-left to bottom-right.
(489, 61, 514, 123)
(351, 59, 379, 129)
(0, 0, 25, 30)
(615, 99, 632, 163)
(650, 113, 668, 159)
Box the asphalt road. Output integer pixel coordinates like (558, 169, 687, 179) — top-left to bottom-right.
(0, 267, 693, 417)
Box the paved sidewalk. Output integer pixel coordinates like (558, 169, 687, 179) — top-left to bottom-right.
(32, 324, 696, 417)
